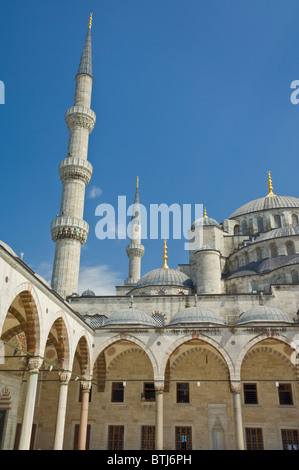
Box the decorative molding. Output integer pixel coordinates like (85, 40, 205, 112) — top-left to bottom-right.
(65, 106, 96, 133)
(51, 217, 89, 244)
(59, 157, 93, 186)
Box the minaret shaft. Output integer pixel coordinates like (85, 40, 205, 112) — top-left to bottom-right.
(51, 21, 95, 298)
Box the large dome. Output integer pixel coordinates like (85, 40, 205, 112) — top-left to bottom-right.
(134, 268, 193, 290)
(103, 307, 159, 327)
(169, 306, 225, 326)
(237, 305, 294, 325)
(229, 195, 299, 219)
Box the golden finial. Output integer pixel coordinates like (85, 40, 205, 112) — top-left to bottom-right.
(266, 171, 276, 197)
(162, 239, 169, 269)
(136, 176, 139, 188)
(203, 208, 208, 218)
(89, 12, 93, 29)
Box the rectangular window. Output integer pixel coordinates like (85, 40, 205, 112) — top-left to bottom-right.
(108, 425, 124, 450)
(243, 383, 258, 405)
(281, 429, 299, 450)
(143, 382, 155, 401)
(175, 426, 192, 450)
(245, 428, 264, 450)
(141, 425, 155, 450)
(278, 384, 293, 405)
(111, 382, 124, 403)
(176, 383, 190, 403)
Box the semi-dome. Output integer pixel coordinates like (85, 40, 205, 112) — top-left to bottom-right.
(103, 306, 159, 327)
(134, 268, 193, 290)
(237, 305, 294, 325)
(256, 226, 299, 242)
(169, 306, 225, 326)
(229, 195, 299, 219)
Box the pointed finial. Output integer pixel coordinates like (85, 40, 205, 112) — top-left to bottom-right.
(162, 239, 169, 269)
(266, 171, 276, 197)
(203, 208, 208, 218)
(136, 176, 139, 188)
(89, 12, 93, 29)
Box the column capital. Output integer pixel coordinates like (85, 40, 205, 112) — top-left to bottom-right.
(230, 381, 242, 394)
(80, 380, 92, 392)
(27, 357, 43, 373)
(58, 371, 72, 384)
(154, 380, 164, 393)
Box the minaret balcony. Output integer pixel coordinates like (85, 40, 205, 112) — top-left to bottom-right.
(126, 243, 145, 258)
(65, 105, 96, 133)
(51, 216, 89, 244)
(59, 157, 93, 185)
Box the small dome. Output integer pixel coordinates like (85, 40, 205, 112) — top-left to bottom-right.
(191, 216, 221, 230)
(103, 307, 159, 327)
(169, 306, 225, 326)
(229, 195, 299, 219)
(0, 240, 17, 257)
(81, 289, 96, 297)
(134, 268, 193, 290)
(237, 305, 294, 325)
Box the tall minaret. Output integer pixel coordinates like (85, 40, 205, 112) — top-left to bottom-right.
(124, 177, 145, 285)
(51, 14, 96, 298)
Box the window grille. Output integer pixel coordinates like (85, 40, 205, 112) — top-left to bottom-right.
(107, 425, 124, 450)
(111, 382, 124, 403)
(278, 384, 293, 405)
(141, 426, 155, 450)
(281, 429, 299, 450)
(243, 383, 258, 405)
(245, 428, 264, 450)
(176, 383, 190, 403)
(175, 426, 192, 450)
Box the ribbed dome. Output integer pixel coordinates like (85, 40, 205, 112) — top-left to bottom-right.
(103, 307, 159, 327)
(256, 226, 299, 242)
(237, 305, 294, 325)
(134, 268, 193, 289)
(169, 306, 225, 326)
(229, 196, 299, 219)
(81, 289, 96, 297)
(191, 216, 221, 230)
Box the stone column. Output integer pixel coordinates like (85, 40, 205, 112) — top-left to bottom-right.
(78, 380, 91, 450)
(231, 382, 244, 450)
(18, 357, 42, 450)
(155, 381, 164, 450)
(53, 371, 72, 450)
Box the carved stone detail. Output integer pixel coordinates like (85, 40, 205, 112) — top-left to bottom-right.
(51, 217, 89, 244)
(126, 243, 145, 259)
(59, 157, 93, 186)
(65, 106, 96, 133)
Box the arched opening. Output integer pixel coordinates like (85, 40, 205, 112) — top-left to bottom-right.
(240, 338, 298, 450)
(269, 243, 278, 258)
(291, 214, 298, 226)
(0, 290, 41, 450)
(286, 241, 296, 256)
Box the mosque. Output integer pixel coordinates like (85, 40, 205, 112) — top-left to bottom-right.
(0, 15, 299, 451)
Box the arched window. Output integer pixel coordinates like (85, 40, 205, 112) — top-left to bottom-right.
(244, 251, 249, 265)
(286, 240, 296, 256)
(251, 280, 259, 293)
(274, 215, 281, 228)
(269, 243, 278, 258)
(257, 217, 264, 233)
(234, 256, 239, 270)
(291, 270, 299, 284)
(152, 313, 165, 326)
(255, 247, 262, 261)
(292, 214, 299, 226)
(234, 225, 240, 235)
(242, 220, 248, 235)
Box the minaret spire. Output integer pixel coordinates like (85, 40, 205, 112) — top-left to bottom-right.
(51, 17, 96, 298)
(124, 178, 145, 286)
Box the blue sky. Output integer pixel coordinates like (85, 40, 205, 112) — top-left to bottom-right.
(1, 0, 299, 295)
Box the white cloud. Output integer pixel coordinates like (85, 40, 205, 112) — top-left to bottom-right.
(88, 185, 103, 199)
(78, 264, 123, 296)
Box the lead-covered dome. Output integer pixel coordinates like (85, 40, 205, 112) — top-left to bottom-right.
(134, 268, 193, 290)
(237, 305, 294, 325)
(229, 195, 299, 219)
(103, 306, 159, 327)
(169, 306, 225, 326)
